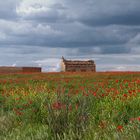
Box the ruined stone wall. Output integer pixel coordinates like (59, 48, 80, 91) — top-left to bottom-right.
(65, 64, 96, 72)
(60, 61, 66, 72)
(60, 57, 96, 72)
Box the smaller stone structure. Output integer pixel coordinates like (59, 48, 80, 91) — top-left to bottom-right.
(60, 57, 96, 72)
(0, 67, 41, 73)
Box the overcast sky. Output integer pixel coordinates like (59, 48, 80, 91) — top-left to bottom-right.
(1, 0, 140, 71)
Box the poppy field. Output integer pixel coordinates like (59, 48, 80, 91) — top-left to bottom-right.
(0, 72, 140, 140)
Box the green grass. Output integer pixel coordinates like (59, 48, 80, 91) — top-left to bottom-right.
(0, 72, 140, 140)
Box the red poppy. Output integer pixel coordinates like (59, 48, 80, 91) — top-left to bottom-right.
(123, 94, 127, 98)
(117, 125, 123, 131)
(93, 92, 96, 96)
(52, 102, 63, 110)
(29, 100, 33, 104)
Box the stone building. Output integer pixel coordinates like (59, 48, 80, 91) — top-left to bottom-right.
(60, 57, 96, 72)
(0, 67, 41, 73)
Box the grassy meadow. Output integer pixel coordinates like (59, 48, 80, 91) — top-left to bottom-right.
(0, 72, 140, 140)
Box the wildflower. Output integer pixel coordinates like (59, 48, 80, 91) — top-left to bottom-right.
(117, 125, 123, 131)
(128, 90, 132, 96)
(52, 102, 63, 110)
(123, 94, 127, 98)
(83, 93, 89, 96)
(138, 89, 140, 93)
(75, 103, 79, 110)
(137, 117, 140, 121)
(101, 94, 105, 97)
(93, 92, 96, 96)
(75, 89, 79, 94)
(115, 90, 119, 95)
(29, 100, 33, 104)
(15, 97, 20, 100)
(15, 110, 23, 116)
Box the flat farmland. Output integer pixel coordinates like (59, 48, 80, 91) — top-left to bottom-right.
(0, 72, 140, 140)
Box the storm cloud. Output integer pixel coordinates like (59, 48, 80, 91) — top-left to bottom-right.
(0, 0, 140, 71)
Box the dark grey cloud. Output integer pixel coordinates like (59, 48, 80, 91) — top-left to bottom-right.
(0, 0, 140, 71)
(63, 0, 140, 26)
(101, 45, 130, 54)
(81, 13, 140, 26)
